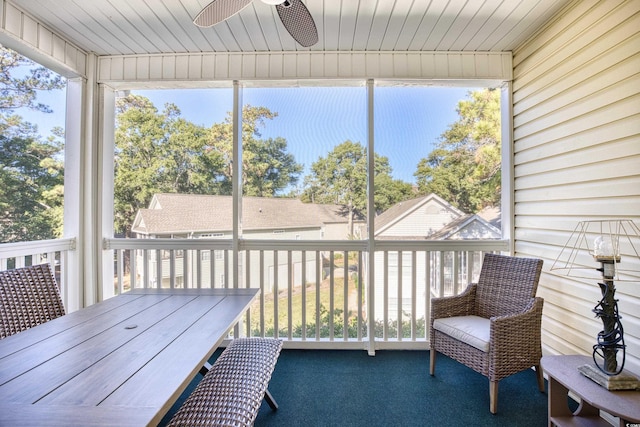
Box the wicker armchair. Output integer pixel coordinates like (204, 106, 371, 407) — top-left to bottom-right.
(429, 253, 545, 414)
(0, 264, 66, 339)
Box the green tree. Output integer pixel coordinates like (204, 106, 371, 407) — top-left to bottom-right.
(301, 140, 412, 236)
(114, 98, 303, 236)
(0, 46, 66, 243)
(414, 88, 501, 213)
(206, 104, 302, 197)
(114, 95, 226, 236)
(0, 47, 65, 113)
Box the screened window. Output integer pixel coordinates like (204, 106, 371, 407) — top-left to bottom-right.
(0, 45, 66, 245)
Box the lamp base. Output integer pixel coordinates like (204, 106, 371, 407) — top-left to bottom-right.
(578, 364, 640, 390)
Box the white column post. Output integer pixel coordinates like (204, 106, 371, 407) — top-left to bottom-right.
(63, 77, 85, 312)
(99, 84, 116, 301)
(80, 53, 100, 306)
(500, 83, 514, 254)
(366, 79, 376, 355)
(233, 81, 243, 337)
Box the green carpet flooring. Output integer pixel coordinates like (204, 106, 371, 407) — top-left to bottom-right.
(161, 349, 550, 426)
(254, 350, 548, 427)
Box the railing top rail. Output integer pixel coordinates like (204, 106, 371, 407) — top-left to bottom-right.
(104, 238, 234, 250)
(374, 239, 509, 251)
(104, 238, 368, 251)
(0, 238, 76, 258)
(241, 239, 368, 251)
(103, 237, 508, 252)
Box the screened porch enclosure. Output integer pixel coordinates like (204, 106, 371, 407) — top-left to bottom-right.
(0, 0, 638, 375)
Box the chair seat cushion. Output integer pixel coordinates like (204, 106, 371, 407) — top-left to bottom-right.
(433, 315, 490, 352)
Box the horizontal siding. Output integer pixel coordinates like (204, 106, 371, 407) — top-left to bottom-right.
(382, 206, 459, 238)
(97, 51, 512, 86)
(513, 0, 637, 98)
(512, 0, 640, 376)
(0, 0, 86, 77)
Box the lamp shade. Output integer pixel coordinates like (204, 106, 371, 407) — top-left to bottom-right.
(551, 219, 640, 282)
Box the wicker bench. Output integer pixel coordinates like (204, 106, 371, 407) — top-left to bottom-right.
(168, 337, 283, 427)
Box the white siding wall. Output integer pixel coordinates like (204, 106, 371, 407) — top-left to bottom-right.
(447, 220, 501, 240)
(97, 52, 512, 87)
(0, 0, 86, 77)
(380, 201, 461, 237)
(323, 222, 355, 240)
(512, 0, 640, 376)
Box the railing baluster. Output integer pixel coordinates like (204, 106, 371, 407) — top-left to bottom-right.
(383, 250, 389, 341)
(301, 251, 307, 341)
(196, 249, 202, 289)
(142, 249, 148, 288)
(244, 250, 251, 338)
(287, 250, 293, 341)
(205, 250, 211, 288)
(169, 250, 175, 289)
(329, 250, 334, 341)
(438, 251, 445, 298)
(453, 251, 459, 295)
(411, 251, 417, 341)
(129, 249, 135, 290)
(273, 250, 279, 339)
(117, 249, 124, 294)
(424, 250, 430, 340)
(397, 251, 402, 341)
(343, 250, 348, 341)
(155, 249, 162, 289)
(357, 251, 363, 341)
(222, 250, 233, 289)
(315, 250, 321, 340)
(183, 250, 189, 288)
(260, 250, 265, 337)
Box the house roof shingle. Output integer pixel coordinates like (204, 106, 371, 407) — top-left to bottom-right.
(132, 194, 349, 235)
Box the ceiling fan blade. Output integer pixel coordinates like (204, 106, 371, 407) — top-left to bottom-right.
(275, 0, 318, 47)
(193, 0, 253, 27)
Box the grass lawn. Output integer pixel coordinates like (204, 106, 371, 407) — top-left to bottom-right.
(248, 270, 363, 338)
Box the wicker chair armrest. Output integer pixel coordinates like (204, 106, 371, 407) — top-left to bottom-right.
(429, 284, 478, 350)
(430, 283, 477, 321)
(489, 297, 544, 357)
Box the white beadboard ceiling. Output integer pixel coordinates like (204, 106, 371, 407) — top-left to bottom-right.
(9, 0, 571, 56)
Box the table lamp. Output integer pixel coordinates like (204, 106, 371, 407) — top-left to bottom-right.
(551, 219, 640, 390)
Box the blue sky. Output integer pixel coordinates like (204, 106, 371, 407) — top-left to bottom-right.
(135, 85, 474, 184)
(20, 84, 476, 185)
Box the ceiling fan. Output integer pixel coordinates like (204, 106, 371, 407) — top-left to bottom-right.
(194, 0, 318, 47)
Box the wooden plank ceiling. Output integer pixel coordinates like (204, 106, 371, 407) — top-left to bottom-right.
(9, 0, 571, 56)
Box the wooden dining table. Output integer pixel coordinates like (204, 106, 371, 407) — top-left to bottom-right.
(0, 287, 259, 426)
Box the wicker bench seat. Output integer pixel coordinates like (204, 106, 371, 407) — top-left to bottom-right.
(168, 337, 283, 427)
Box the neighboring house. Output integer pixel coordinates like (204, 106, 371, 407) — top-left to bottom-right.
(366, 194, 502, 323)
(374, 193, 466, 239)
(131, 194, 355, 290)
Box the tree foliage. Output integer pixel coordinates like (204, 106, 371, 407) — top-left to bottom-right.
(206, 105, 302, 197)
(301, 140, 413, 235)
(0, 46, 65, 243)
(114, 98, 303, 236)
(414, 88, 501, 213)
(114, 95, 225, 235)
(0, 47, 65, 114)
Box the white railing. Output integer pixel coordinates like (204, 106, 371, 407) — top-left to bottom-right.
(105, 238, 509, 350)
(0, 238, 76, 309)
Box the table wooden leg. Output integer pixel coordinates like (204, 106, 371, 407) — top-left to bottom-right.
(548, 376, 573, 426)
